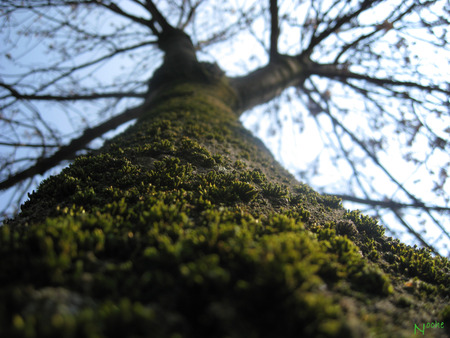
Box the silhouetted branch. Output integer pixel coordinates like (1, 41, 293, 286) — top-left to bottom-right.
(302, 81, 450, 248)
(308, 63, 449, 95)
(301, 0, 377, 57)
(391, 209, 440, 256)
(145, 0, 174, 35)
(98, 1, 151, 27)
(324, 107, 450, 240)
(331, 194, 450, 212)
(33, 41, 156, 94)
(269, 0, 279, 60)
(1, 83, 145, 102)
(0, 102, 148, 191)
(177, 0, 202, 30)
(333, 2, 417, 63)
(0, 141, 59, 148)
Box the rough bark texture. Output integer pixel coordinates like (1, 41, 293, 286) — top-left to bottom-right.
(0, 63, 449, 338)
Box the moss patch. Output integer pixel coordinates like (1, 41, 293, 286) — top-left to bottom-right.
(1, 80, 449, 338)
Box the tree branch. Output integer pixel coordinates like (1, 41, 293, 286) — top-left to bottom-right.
(308, 63, 449, 95)
(391, 209, 440, 256)
(301, 0, 377, 57)
(331, 193, 450, 212)
(269, 0, 279, 61)
(145, 0, 174, 35)
(333, 2, 417, 64)
(97, 1, 151, 28)
(2, 41, 156, 99)
(301, 80, 450, 247)
(0, 102, 149, 191)
(321, 101, 450, 243)
(0, 141, 59, 148)
(0, 83, 145, 102)
(230, 55, 306, 113)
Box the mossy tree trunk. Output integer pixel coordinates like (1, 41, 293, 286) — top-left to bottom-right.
(1, 31, 449, 338)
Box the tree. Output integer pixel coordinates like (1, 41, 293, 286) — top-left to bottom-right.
(0, 1, 449, 337)
(1, 0, 449, 256)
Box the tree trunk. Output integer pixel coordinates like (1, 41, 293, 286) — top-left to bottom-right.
(0, 63, 448, 338)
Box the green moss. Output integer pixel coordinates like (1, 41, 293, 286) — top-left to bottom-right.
(233, 159, 246, 169)
(262, 182, 288, 199)
(1, 205, 357, 336)
(179, 137, 216, 167)
(381, 238, 450, 293)
(344, 210, 385, 239)
(334, 220, 359, 240)
(2, 79, 449, 338)
(239, 169, 267, 184)
(321, 195, 343, 209)
(360, 238, 381, 261)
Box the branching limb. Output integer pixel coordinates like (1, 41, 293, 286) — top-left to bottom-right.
(269, 0, 279, 61)
(307, 63, 449, 95)
(300, 80, 449, 249)
(145, 0, 174, 35)
(0, 102, 148, 191)
(174, 0, 203, 30)
(332, 194, 450, 212)
(29, 40, 155, 94)
(0, 82, 145, 103)
(334, 2, 418, 63)
(327, 104, 450, 244)
(97, 1, 151, 28)
(391, 209, 440, 256)
(301, 0, 378, 58)
(0, 141, 59, 148)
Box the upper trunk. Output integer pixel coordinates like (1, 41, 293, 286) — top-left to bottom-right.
(1, 53, 449, 338)
(230, 55, 307, 113)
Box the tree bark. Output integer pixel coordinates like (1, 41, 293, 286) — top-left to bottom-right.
(0, 56, 449, 338)
(231, 55, 307, 113)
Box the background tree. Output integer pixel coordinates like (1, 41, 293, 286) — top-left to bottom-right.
(1, 0, 449, 255)
(0, 1, 449, 337)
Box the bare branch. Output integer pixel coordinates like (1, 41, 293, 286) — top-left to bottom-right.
(1, 83, 146, 102)
(0, 141, 59, 148)
(26, 40, 156, 94)
(332, 193, 450, 212)
(97, 1, 151, 28)
(145, 0, 174, 35)
(391, 209, 440, 256)
(308, 63, 449, 95)
(0, 102, 148, 191)
(322, 99, 450, 243)
(300, 79, 450, 248)
(269, 0, 279, 60)
(334, 2, 418, 64)
(301, 0, 378, 57)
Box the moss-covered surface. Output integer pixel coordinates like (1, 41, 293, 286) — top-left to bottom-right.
(1, 79, 449, 338)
